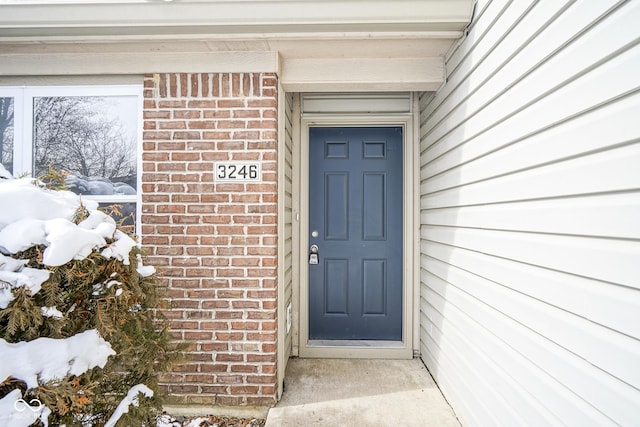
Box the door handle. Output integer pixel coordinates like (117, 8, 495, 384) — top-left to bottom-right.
(309, 244, 319, 265)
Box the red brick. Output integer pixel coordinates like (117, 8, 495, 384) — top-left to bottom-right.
(232, 279, 260, 288)
(187, 100, 216, 108)
(200, 321, 229, 330)
(247, 374, 276, 385)
(216, 332, 244, 341)
(233, 109, 261, 118)
(200, 384, 230, 394)
(171, 278, 199, 288)
(231, 385, 260, 395)
(201, 257, 230, 267)
(200, 364, 229, 373)
(173, 131, 201, 140)
(174, 110, 202, 119)
(218, 99, 245, 108)
(159, 100, 186, 108)
(145, 72, 279, 407)
(231, 321, 260, 331)
(188, 120, 216, 129)
(203, 110, 231, 119)
(232, 258, 260, 267)
(217, 396, 244, 406)
(169, 385, 198, 394)
(159, 120, 187, 129)
(201, 215, 232, 224)
(144, 110, 171, 119)
(171, 152, 200, 161)
(216, 353, 244, 363)
(232, 130, 260, 140)
(217, 289, 245, 298)
(247, 396, 277, 406)
(144, 131, 171, 140)
(157, 141, 186, 150)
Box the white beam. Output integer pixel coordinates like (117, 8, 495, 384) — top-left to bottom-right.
(281, 57, 445, 92)
(0, 51, 279, 75)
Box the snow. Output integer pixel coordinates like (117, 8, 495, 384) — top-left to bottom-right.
(0, 171, 145, 268)
(0, 167, 154, 307)
(0, 329, 115, 389)
(156, 414, 182, 427)
(0, 166, 11, 180)
(0, 389, 51, 427)
(0, 166, 159, 425)
(44, 218, 111, 266)
(41, 306, 64, 319)
(0, 252, 26, 271)
(0, 330, 115, 426)
(0, 219, 48, 253)
(102, 230, 136, 265)
(0, 260, 50, 309)
(137, 253, 156, 277)
(104, 384, 153, 427)
(93, 279, 121, 296)
(0, 176, 98, 228)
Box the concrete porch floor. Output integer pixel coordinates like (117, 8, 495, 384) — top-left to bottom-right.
(265, 358, 461, 426)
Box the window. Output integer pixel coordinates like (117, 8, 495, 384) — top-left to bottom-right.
(0, 85, 142, 233)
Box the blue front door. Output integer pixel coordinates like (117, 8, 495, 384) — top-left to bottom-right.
(308, 127, 403, 340)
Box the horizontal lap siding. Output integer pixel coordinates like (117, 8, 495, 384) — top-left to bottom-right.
(283, 92, 294, 362)
(419, 1, 640, 426)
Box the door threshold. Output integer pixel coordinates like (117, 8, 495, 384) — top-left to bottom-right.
(308, 340, 405, 348)
(301, 340, 412, 359)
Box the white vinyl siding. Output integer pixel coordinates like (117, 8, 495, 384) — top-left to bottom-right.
(277, 90, 295, 397)
(283, 91, 295, 361)
(419, 1, 640, 426)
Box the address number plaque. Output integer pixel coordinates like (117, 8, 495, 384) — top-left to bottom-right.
(214, 161, 261, 182)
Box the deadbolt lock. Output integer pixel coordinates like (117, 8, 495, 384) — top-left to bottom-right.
(309, 244, 319, 265)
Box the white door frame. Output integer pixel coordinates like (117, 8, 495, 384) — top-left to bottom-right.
(296, 100, 419, 359)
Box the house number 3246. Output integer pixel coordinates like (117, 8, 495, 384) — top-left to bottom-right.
(214, 162, 261, 182)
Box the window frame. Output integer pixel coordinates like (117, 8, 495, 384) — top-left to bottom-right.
(0, 84, 143, 235)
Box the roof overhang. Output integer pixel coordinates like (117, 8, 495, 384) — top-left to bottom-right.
(0, 0, 475, 91)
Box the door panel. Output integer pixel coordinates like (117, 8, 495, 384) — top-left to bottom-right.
(309, 126, 403, 340)
(325, 172, 349, 240)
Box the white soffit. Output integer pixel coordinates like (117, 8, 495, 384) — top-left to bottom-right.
(0, 0, 474, 91)
(0, 0, 474, 39)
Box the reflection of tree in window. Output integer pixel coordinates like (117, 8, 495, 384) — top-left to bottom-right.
(33, 96, 137, 195)
(0, 97, 14, 173)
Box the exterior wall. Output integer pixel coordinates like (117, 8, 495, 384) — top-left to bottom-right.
(142, 72, 279, 407)
(276, 88, 295, 396)
(419, 1, 640, 426)
(282, 92, 294, 361)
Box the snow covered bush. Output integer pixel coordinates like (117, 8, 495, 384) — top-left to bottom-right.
(0, 166, 181, 426)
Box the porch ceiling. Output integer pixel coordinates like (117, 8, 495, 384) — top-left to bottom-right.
(0, 0, 474, 91)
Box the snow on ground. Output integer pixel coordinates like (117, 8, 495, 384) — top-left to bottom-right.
(0, 164, 156, 425)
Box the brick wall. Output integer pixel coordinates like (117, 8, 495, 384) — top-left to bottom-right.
(142, 73, 278, 407)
